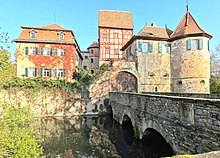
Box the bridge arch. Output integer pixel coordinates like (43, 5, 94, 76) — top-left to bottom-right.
(141, 120, 177, 153)
(111, 70, 140, 93)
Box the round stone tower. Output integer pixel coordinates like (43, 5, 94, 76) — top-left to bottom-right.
(170, 10, 212, 93)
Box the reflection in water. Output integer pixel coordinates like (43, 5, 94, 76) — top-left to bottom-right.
(34, 115, 174, 158)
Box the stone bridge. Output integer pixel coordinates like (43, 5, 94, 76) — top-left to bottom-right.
(109, 92, 220, 155)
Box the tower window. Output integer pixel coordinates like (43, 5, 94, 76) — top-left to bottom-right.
(149, 72, 155, 78)
(186, 39, 203, 51)
(91, 58, 94, 63)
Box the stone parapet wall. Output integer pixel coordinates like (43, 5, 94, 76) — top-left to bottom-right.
(110, 92, 220, 154)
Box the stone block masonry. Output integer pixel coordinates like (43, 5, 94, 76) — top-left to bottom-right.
(110, 92, 220, 154)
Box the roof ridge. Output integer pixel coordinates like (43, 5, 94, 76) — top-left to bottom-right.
(99, 10, 131, 13)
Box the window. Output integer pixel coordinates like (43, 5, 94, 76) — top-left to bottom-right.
(57, 69, 65, 77)
(54, 68, 66, 77)
(83, 66, 87, 70)
(163, 73, 169, 79)
(114, 49, 119, 55)
(177, 80, 183, 85)
(29, 47, 38, 55)
(91, 58, 94, 63)
(142, 42, 153, 53)
(91, 50, 94, 54)
(25, 68, 37, 77)
(85, 56, 88, 59)
(103, 34, 107, 39)
(91, 70, 94, 74)
(58, 32, 64, 40)
(114, 33, 118, 39)
(29, 29, 36, 38)
(55, 48, 65, 56)
(43, 48, 50, 56)
(186, 39, 203, 51)
(105, 48, 110, 54)
(43, 68, 51, 77)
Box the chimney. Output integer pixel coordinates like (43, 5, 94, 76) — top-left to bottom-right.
(151, 22, 156, 27)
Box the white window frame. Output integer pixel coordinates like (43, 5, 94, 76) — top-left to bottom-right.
(30, 30, 36, 38)
(29, 47, 36, 55)
(57, 48, 64, 56)
(58, 32, 64, 40)
(43, 48, 50, 56)
(57, 69, 65, 77)
(43, 68, 51, 77)
(192, 39, 199, 50)
(29, 68, 36, 77)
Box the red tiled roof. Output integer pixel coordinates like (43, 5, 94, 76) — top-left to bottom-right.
(98, 10, 133, 29)
(171, 12, 212, 39)
(137, 25, 172, 39)
(14, 24, 75, 44)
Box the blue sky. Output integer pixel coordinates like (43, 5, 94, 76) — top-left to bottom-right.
(1, 0, 220, 61)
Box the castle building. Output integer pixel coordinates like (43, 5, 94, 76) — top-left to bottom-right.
(14, 24, 82, 81)
(121, 10, 212, 93)
(88, 40, 99, 73)
(98, 10, 133, 65)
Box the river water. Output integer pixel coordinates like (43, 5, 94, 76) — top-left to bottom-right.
(34, 115, 174, 158)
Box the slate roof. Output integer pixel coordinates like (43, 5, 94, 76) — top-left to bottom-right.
(98, 10, 133, 29)
(88, 40, 99, 49)
(171, 12, 212, 39)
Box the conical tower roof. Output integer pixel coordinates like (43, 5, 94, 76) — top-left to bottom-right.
(171, 11, 212, 40)
(88, 40, 99, 49)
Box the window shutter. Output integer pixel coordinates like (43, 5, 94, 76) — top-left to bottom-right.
(168, 43, 172, 53)
(64, 49, 66, 56)
(34, 68, 37, 77)
(63, 69, 66, 77)
(49, 69, 52, 77)
(158, 43, 162, 53)
(40, 48, 43, 55)
(138, 41, 142, 52)
(36, 47, 38, 56)
(40, 68, 43, 77)
(50, 48, 53, 56)
(25, 47, 29, 55)
(199, 39, 203, 50)
(54, 69, 57, 77)
(149, 42, 153, 53)
(25, 68, 28, 77)
(187, 39, 191, 50)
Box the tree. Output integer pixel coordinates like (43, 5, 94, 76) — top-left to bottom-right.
(211, 44, 220, 78)
(0, 104, 43, 157)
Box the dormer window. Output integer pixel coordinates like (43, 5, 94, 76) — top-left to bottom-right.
(58, 32, 65, 40)
(29, 29, 37, 38)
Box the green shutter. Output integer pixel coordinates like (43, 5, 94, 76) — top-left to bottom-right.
(158, 43, 162, 53)
(40, 48, 43, 55)
(64, 49, 66, 56)
(50, 48, 53, 56)
(199, 39, 203, 50)
(187, 39, 191, 50)
(34, 68, 37, 77)
(54, 69, 57, 77)
(138, 41, 142, 52)
(25, 68, 28, 77)
(149, 42, 153, 53)
(36, 47, 38, 56)
(40, 68, 43, 77)
(63, 69, 66, 77)
(49, 68, 52, 77)
(25, 47, 29, 55)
